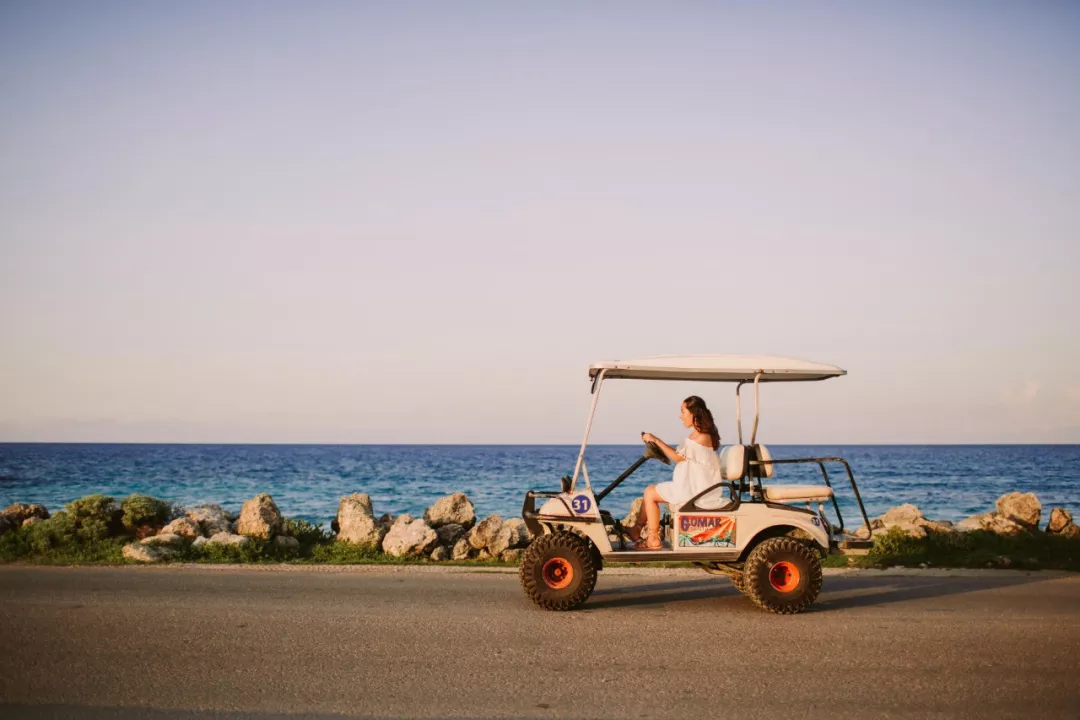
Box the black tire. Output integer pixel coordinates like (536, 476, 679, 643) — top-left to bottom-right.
(730, 571, 747, 594)
(519, 532, 598, 611)
(743, 537, 822, 614)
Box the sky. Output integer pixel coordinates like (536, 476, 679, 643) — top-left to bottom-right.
(1, 1, 1078, 444)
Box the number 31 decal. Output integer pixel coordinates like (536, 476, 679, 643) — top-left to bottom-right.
(571, 495, 592, 514)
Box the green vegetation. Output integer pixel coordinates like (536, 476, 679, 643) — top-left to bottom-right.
(120, 494, 170, 532)
(821, 527, 1080, 571)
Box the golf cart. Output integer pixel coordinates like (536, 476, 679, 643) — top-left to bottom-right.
(519, 355, 873, 614)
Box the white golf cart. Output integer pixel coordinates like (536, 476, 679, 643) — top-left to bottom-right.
(519, 356, 874, 614)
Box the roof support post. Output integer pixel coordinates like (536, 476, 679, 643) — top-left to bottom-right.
(571, 369, 606, 492)
(750, 372, 763, 445)
(735, 381, 745, 445)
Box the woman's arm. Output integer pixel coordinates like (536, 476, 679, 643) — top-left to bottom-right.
(641, 433, 685, 463)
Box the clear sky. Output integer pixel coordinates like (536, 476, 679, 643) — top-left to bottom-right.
(1, 1, 1078, 444)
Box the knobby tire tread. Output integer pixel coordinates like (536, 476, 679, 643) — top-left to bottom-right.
(743, 537, 822, 614)
(519, 531, 598, 611)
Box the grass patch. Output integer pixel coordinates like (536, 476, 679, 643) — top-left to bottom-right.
(823, 527, 1080, 571)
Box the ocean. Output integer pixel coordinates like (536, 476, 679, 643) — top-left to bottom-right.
(1, 444, 1077, 528)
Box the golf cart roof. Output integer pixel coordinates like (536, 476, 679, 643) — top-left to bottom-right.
(588, 355, 846, 383)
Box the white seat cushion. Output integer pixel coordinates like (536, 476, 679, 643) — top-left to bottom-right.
(753, 444, 775, 479)
(719, 445, 745, 480)
(762, 485, 834, 502)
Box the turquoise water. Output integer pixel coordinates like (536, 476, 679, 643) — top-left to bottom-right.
(1, 444, 1077, 528)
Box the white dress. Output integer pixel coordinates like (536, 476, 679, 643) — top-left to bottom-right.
(654, 437, 727, 509)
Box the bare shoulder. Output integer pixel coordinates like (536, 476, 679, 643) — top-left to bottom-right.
(689, 430, 711, 445)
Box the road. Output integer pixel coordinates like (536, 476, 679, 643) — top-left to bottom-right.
(1, 565, 1078, 719)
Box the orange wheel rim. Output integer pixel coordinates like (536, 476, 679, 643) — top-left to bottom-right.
(769, 561, 801, 592)
(541, 558, 574, 590)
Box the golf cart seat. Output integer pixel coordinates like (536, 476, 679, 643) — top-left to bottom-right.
(719, 444, 746, 480)
(762, 485, 834, 502)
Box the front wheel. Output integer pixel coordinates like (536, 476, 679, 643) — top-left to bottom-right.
(519, 532, 598, 611)
(743, 537, 822, 614)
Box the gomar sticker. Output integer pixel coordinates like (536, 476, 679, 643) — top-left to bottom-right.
(678, 515, 736, 548)
(571, 495, 592, 514)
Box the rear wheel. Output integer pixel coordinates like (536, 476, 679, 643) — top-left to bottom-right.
(743, 537, 822, 614)
(519, 532, 597, 611)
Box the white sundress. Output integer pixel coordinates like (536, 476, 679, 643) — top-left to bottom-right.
(654, 437, 728, 509)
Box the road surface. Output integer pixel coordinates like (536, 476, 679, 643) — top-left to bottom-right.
(1, 565, 1077, 719)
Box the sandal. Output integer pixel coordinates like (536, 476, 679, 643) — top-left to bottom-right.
(633, 528, 663, 550)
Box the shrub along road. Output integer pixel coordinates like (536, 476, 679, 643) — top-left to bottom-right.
(0, 565, 1077, 719)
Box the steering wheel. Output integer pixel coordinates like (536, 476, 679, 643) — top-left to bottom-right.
(643, 439, 672, 465)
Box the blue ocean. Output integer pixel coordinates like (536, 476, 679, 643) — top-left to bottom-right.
(1, 444, 1077, 528)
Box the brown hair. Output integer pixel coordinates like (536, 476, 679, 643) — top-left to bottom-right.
(683, 396, 720, 450)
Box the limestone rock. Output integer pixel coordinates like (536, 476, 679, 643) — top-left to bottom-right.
(451, 538, 474, 560)
(1046, 508, 1073, 534)
(1061, 524, 1080, 539)
(205, 532, 249, 546)
(488, 525, 515, 556)
(956, 514, 991, 532)
(123, 543, 176, 563)
(880, 504, 925, 526)
(430, 545, 451, 562)
(186, 505, 231, 536)
(423, 493, 476, 529)
(335, 493, 386, 548)
(435, 523, 465, 547)
(469, 515, 504, 550)
(995, 492, 1041, 529)
(377, 513, 394, 529)
(503, 518, 532, 548)
(22, 516, 44, 528)
(192, 536, 208, 548)
(274, 535, 300, 549)
(957, 512, 1024, 535)
(500, 548, 523, 563)
(393, 514, 414, 526)
(160, 517, 201, 540)
(140, 532, 186, 548)
(382, 519, 438, 558)
(0, 515, 11, 536)
(477, 548, 493, 561)
(2, 503, 50, 526)
(237, 494, 282, 539)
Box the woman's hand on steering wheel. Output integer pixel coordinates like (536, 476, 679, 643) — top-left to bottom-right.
(641, 432, 658, 444)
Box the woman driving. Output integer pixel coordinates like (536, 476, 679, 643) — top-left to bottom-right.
(625, 395, 724, 549)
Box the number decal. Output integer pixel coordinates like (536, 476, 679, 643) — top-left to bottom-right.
(571, 495, 592, 514)
(811, 517, 821, 527)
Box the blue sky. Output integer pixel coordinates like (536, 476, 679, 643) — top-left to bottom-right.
(1, 1, 1078, 443)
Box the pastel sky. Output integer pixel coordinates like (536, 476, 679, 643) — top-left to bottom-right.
(1, 1, 1078, 444)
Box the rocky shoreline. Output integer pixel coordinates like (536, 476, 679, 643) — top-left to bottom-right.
(1, 489, 1077, 566)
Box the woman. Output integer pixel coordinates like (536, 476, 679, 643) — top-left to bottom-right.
(626, 395, 724, 549)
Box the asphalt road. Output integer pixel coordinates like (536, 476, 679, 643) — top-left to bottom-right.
(1, 565, 1078, 719)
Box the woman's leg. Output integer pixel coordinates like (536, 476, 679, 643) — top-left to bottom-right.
(643, 485, 663, 537)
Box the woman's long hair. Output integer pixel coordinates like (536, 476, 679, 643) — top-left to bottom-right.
(684, 396, 720, 450)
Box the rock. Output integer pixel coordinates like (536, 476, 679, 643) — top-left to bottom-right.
(924, 520, 955, 534)
(160, 517, 201, 540)
(623, 497, 644, 528)
(1061, 524, 1080, 539)
(205, 532, 249, 546)
(956, 514, 991, 532)
(123, 543, 176, 563)
(381, 519, 438, 558)
(469, 515, 504, 550)
(488, 525, 515, 556)
(22, 516, 44, 528)
(430, 545, 451, 562)
(274, 535, 300, 549)
(237, 494, 283, 539)
(958, 512, 1025, 536)
(186, 505, 231, 536)
(995, 492, 1041, 529)
(139, 532, 186, 548)
(451, 538, 474, 560)
(2, 503, 50, 526)
(477, 548, 493, 561)
(0, 515, 11, 535)
(503, 518, 532, 548)
(435, 523, 465, 547)
(1046, 508, 1073, 534)
(500, 548, 523, 563)
(192, 536, 208, 548)
(423, 493, 476, 529)
(393, 514, 414, 526)
(335, 494, 387, 547)
(880, 504, 925, 526)
(377, 513, 394, 529)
